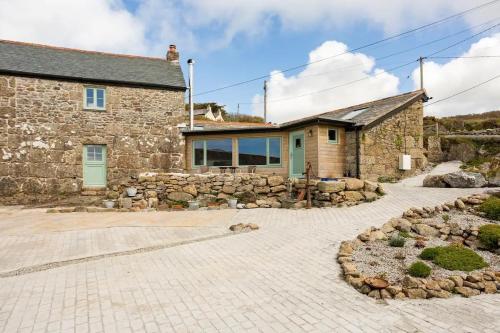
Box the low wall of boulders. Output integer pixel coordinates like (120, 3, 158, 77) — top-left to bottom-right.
(338, 192, 500, 300)
(97, 173, 386, 211)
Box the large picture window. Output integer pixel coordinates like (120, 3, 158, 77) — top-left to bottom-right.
(192, 139, 232, 166)
(238, 137, 282, 166)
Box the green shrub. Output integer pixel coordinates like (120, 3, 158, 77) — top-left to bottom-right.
(419, 247, 442, 260)
(398, 231, 412, 238)
(442, 214, 450, 222)
(478, 224, 500, 249)
(408, 261, 431, 278)
(389, 236, 406, 247)
(479, 197, 500, 221)
(419, 245, 488, 272)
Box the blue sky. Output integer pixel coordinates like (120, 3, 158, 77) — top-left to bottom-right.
(1, 0, 499, 121)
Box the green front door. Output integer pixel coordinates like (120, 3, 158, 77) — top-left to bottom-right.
(83, 145, 107, 187)
(289, 131, 305, 178)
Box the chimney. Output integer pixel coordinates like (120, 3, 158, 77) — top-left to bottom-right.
(166, 44, 179, 63)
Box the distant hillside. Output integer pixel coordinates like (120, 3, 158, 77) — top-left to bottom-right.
(424, 110, 500, 134)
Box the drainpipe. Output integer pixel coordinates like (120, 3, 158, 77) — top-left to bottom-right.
(355, 128, 361, 179)
(188, 59, 195, 131)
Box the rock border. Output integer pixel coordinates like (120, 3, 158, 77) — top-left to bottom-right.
(338, 192, 500, 300)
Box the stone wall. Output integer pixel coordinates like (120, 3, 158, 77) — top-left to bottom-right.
(349, 100, 427, 181)
(0, 75, 185, 204)
(107, 173, 384, 210)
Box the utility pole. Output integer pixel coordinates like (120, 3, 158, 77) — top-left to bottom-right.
(419, 56, 426, 90)
(263, 80, 268, 123)
(237, 103, 240, 116)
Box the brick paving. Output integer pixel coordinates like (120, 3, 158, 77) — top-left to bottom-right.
(0, 180, 499, 332)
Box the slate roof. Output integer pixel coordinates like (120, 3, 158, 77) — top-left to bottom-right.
(0, 40, 186, 89)
(184, 90, 427, 135)
(281, 90, 427, 128)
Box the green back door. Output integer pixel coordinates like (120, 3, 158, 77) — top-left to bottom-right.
(290, 131, 305, 178)
(83, 145, 107, 187)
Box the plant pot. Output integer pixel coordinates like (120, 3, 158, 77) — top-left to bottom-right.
(103, 200, 115, 209)
(172, 204, 184, 211)
(126, 187, 137, 197)
(228, 198, 238, 209)
(188, 200, 199, 211)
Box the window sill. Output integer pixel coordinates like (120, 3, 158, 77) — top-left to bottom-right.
(83, 108, 106, 112)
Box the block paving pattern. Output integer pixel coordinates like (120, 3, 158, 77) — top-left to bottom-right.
(0, 182, 499, 332)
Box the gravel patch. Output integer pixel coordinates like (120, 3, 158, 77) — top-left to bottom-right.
(352, 211, 500, 284)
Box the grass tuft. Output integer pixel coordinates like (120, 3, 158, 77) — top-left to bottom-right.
(479, 197, 500, 221)
(478, 224, 500, 250)
(408, 261, 431, 278)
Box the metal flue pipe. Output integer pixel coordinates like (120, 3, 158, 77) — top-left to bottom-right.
(188, 59, 195, 130)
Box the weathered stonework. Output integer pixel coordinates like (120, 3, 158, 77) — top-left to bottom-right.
(0, 75, 185, 204)
(346, 100, 427, 181)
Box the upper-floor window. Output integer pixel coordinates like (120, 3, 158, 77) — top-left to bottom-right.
(84, 87, 106, 110)
(328, 128, 338, 144)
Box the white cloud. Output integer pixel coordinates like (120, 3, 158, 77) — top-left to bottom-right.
(0, 0, 147, 54)
(413, 33, 500, 117)
(250, 41, 400, 123)
(0, 0, 496, 55)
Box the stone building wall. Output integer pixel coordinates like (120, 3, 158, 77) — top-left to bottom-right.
(0, 75, 185, 204)
(345, 100, 427, 181)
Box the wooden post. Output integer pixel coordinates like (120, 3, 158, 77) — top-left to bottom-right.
(305, 162, 312, 209)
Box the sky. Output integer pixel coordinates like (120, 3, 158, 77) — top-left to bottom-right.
(0, 0, 499, 123)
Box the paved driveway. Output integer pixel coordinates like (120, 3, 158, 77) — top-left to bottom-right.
(0, 173, 498, 332)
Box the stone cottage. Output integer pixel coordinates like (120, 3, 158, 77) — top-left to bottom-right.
(183, 90, 428, 181)
(0, 40, 186, 203)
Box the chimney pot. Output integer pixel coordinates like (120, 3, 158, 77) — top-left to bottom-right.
(166, 44, 179, 63)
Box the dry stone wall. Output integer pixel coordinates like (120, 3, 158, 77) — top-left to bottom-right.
(0, 75, 185, 204)
(106, 173, 384, 210)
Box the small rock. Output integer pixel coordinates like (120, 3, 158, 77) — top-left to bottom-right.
(247, 223, 259, 230)
(449, 276, 463, 287)
(365, 277, 389, 289)
(380, 289, 392, 299)
(484, 281, 497, 294)
(386, 285, 402, 295)
(368, 290, 381, 299)
(454, 286, 480, 297)
(405, 288, 427, 299)
(427, 290, 451, 299)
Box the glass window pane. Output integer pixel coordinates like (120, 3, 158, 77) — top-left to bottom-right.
(295, 138, 302, 149)
(238, 138, 267, 165)
(328, 129, 337, 142)
(86, 88, 94, 107)
(268, 138, 281, 165)
(193, 141, 204, 166)
(206, 139, 232, 166)
(87, 147, 94, 161)
(96, 89, 105, 108)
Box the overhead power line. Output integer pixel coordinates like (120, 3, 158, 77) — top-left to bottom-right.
(295, 17, 500, 80)
(194, 0, 500, 96)
(426, 73, 500, 107)
(428, 55, 500, 59)
(239, 21, 500, 106)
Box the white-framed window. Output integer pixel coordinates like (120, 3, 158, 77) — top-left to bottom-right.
(84, 87, 106, 110)
(328, 128, 338, 144)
